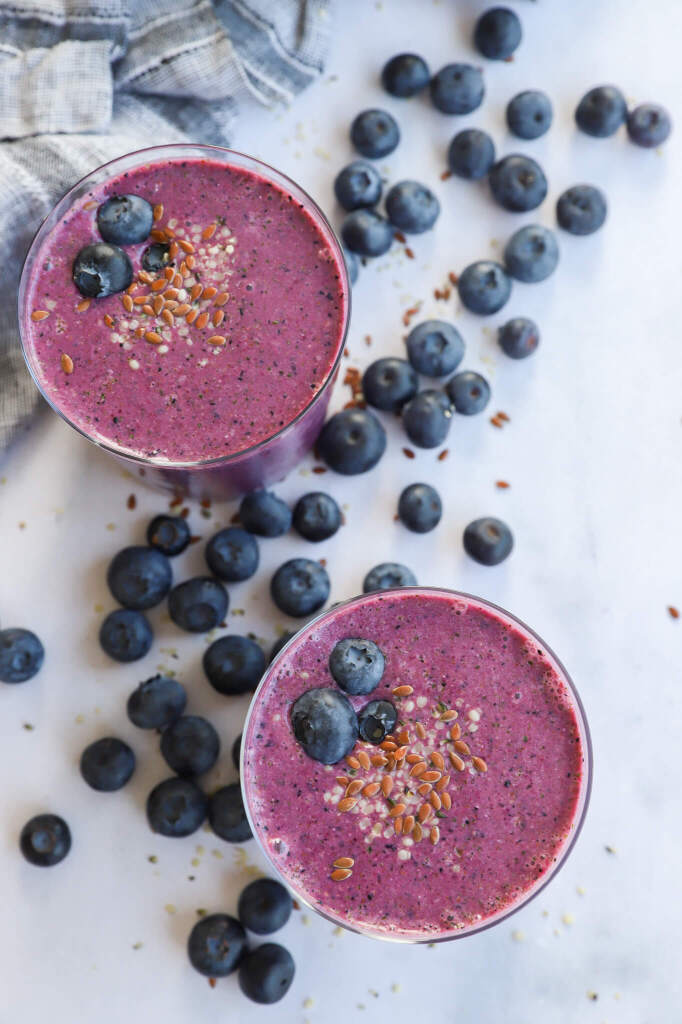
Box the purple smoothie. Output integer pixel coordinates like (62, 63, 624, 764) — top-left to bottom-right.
(242, 589, 590, 941)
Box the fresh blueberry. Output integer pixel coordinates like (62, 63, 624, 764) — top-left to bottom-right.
(270, 559, 330, 618)
(208, 782, 253, 842)
(20, 814, 71, 867)
(627, 103, 672, 148)
(350, 109, 400, 158)
(99, 608, 152, 662)
(474, 6, 522, 60)
(238, 879, 293, 935)
(269, 631, 297, 664)
(556, 185, 607, 236)
(489, 154, 548, 213)
(206, 527, 259, 582)
(188, 914, 246, 977)
(506, 90, 553, 140)
(381, 54, 430, 98)
(343, 246, 359, 285)
(318, 408, 387, 474)
(385, 180, 440, 234)
(291, 687, 358, 763)
(503, 224, 559, 283)
(203, 635, 266, 696)
(334, 161, 383, 211)
(575, 85, 627, 138)
(232, 733, 242, 771)
(363, 563, 417, 592)
(0, 628, 44, 683)
(146, 514, 190, 556)
(463, 516, 514, 565)
(430, 64, 485, 115)
(146, 777, 207, 837)
(80, 737, 135, 792)
(292, 492, 342, 542)
(141, 242, 171, 273)
(362, 357, 418, 412)
(341, 209, 394, 257)
(402, 389, 453, 448)
(357, 699, 398, 744)
(458, 261, 512, 315)
(160, 715, 220, 777)
(106, 545, 172, 610)
(72, 243, 133, 298)
(406, 320, 464, 377)
(329, 638, 385, 696)
(239, 943, 295, 1004)
(168, 577, 228, 632)
(447, 129, 496, 180)
(445, 371, 491, 415)
(398, 483, 442, 533)
(96, 194, 154, 245)
(126, 674, 187, 730)
(239, 491, 291, 538)
(498, 317, 539, 359)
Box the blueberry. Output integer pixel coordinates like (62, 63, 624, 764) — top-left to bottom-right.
(445, 371, 491, 415)
(96, 194, 154, 245)
(72, 243, 133, 298)
(329, 638, 385, 696)
(627, 103, 672, 148)
(447, 129, 496, 180)
(363, 563, 417, 592)
(334, 161, 383, 211)
(362, 357, 418, 412)
(80, 737, 135, 792)
(203, 635, 266, 696)
(292, 492, 342, 542)
(99, 608, 152, 662)
(188, 914, 246, 977)
(0, 628, 44, 683)
(474, 6, 522, 60)
(341, 209, 394, 257)
(350, 109, 400, 158)
(357, 699, 397, 744)
(20, 814, 71, 867)
(141, 242, 171, 273)
(343, 246, 359, 285)
(168, 577, 228, 632)
(270, 559, 330, 618)
(398, 483, 442, 533)
(575, 85, 627, 138)
(270, 631, 297, 664)
(146, 777, 207, 837)
(556, 185, 607, 236)
(239, 943, 295, 1004)
(498, 317, 539, 359)
(489, 154, 548, 213)
(205, 527, 259, 581)
(239, 490, 291, 538)
(385, 181, 440, 234)
(126, 674, 187, 730)
(238, 879, 293, 934)
(208, 782, 253, 842)
(232, 733, 242, 770)
(503, 224, 559, 283)
(506, 90, 553, 140)
(160, 715, 220, 776)
(382, 53, 430, 98)
(318, 408, 387, 474)
(146, 514, 190, 556)
(106, 545, 172, 610)
(430, 64, 484, 115)
(402, 389, 454, 448)
(458, 260, 512, 315)
(463, 516, 514, 565)
(406, 320, 464, 377)
(291, 687, 358, 763)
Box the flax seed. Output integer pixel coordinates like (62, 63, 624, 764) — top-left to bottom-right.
(145, 331, 163, 345)
(134, 327, 144, 338)
(150, 229, 167, 243)
(31, 310, 50, 321)
(168, 240, 179, 260)
(415, 722, 426, 740)
(410, 761, 427, 778)
(441, 792, 452, 811)
(449, 751, 465, 772)
(153, 295, 164, 315)
(333, 857, 354, 869)
(195, 310, 210, 328)
(138, 270, 153, 285)
(402, 815, 415, 835)
(212, 309, 225, 327)
(406, 753, 422, 765)
(151, 279, 166, 292)
(430, 752, 445, 771)
(417, 783, 432, 798)
(394, 745, 408, 761)
(381, 776, 393, 798)
(214, 291, 228, 306)
(385, 755, 396, 772)
(178, 239, 195, 254)
(164, 226, 176, 239)
(362, 782, 381, 797)
(142, 304, 155, 316)
(153, 204, 163, 222)
(421, 770, 441, 784)
(371, 754, 388, 767)
(394, 817, 403, 835)
(429, 792, 442, 811)
(173, 302, 190, 316)
(380, 740, 397, 752)
(331, 868, 352, 881)
(338, 797, 357, 813)
(186, 308, 198, 324)
(121, 294, 133, 313)
(164, 266, 174, 281)
(450, 723, 462, 741)
(439, 709, 458, 722)
(203, 286, 217, 299)
(435, 774, 450, 792)
(60, 353, 74, 374)
(395, 728, 409, 745)
(345, 755, 360, 771)
(454, 740, 471, 755)
(472, 756, 488, 773)
(103, 313, 114, 327)
(173, 273, 183, 288)
(412, 822, 423, 842)
(417, 803, 432, 824)
(392, 685, 413, 698)
(356, 750, 371, 770)
(133, 295, 150, 305)
(190, 284, 203, 301)
(76, 298, 91, 313)
(345, 780, 363, 798)
(336, 776, 349, 787)
(388, 803, 406, 818)
(429, 826, 440, 846)
(202, 223, 217, 240)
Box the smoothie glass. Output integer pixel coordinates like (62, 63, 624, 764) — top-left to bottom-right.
(18, 144, 350, 500)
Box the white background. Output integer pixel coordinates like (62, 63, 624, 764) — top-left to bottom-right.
(1, 1, 680, 1021)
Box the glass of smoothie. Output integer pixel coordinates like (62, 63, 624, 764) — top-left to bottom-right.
(241, 588, 592, 942)
(18, 145, 349, 499)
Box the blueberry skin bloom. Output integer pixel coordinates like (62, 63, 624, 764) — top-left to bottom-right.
(406, 320, 464, 377)
(398, 483, 443, 533)
(238, 879, 293, 935)
(575, 85, 627, 138)
(362, 357, 418, 412)
(239, 491, 291, 538)
(458, 261, 512, 315)
(447, 129, 496, 180)
(504, 224, 559, 283)
(106, 546, 172, 610)
(20, 814, 71, 867)
(556, 185, 607, 236)
(203, 635, 266, 695)
(208, 782, 253, 842)
(430, 64, 485, 115)
(0, 627, 44, 683)
(627, 103, 672, 148)
(99, 608, 152, 663)
(146, 514, 190, 556)
(168, 577, 228, 633)
(329, 638, 385, 696)
(292, 492, 342, 542)
(341, 209, 394, 257)
(385, 181, 440, 234)
(463, 517, 514, 565)
(97, 194, 154, 245)
(363, 563, 417, 593)
(160, 715, 220, 776)
(291, 687, 359, 763)
(318, 408, 387, 474)
(474, 6, 522, 60)
(239, 943, 295, 1005)
(72, 243, 133, 298)
(489, 154, 548, 213)
(270, 559, 330, 617)
(188, 914, 246, 977)
(445, 371, 491, 415)
(350, 109, 400, 158)
(402, 389, 454, 448)
(334, 161, 383, 211)
(80, 737, 136, 792)
(498, 317, 539, 359)
(506, 90, 553, 140)
(205, 527, 259, 582)
(126, 674, 187, 730)
(381, 53, 430, 98)
(146, 777, 207, 837)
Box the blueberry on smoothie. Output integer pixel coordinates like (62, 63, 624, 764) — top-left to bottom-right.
(146, 514, 190, 556)
(232, 733, 242, 770)
(206, 527, 260, 581)
(343, 246, 359, 285)
(291, 687, 359, 763)
(575, 85, 627, 138)
(146, 777, 207, 837)
(99, 608, 152, 662)
(96, 194, 154, 245)
(160, 715, 220, 777)
(362, 357, 418, 412)
(627, 103, 672, 148)
(141, 242, 171, 273)
(382, 53, 430, 97)
(318, 408, 387, 474)
(458, 261, 511, 315)
(334, 161, 383, 211)
(0, 628, 44, 683)
(168, 577, 228, 632)
(106, 545, 172, 610)
(350, 109, 400, 158)
(406, 320, 464, 377)
(402, 389, 454, 448)
(357, 699, 398, 744)
(239, 490, 291, 538)
(498, 317, 539, 359)
(203, 635, 266, 695)
(72, 243, 133, 298)
(341, 209, 394, 257)
(503, 224, 559, 283)
(292, 492, 342, 542)
(126, 674, 187, 730)
(556, 185, 607, 235)
(445, 371, 491, 415)
(385, 181, 440, 234)
(430, 64, 485, 115)
(239, 943, 295, 1004)
(489, 155, 548, 212)
(363, 563, 417, 592)
(188, 914, 246, 977)
(208, 782, 253, 842)
(329, 638, 385, 696)
(447, 129, 496, 180)
(270, 559, 330, 618)
(80, 737, 135, 792)
(398, 483, 443, 533)
(463, 517, 514, 565)
(269, 631, 297, 664)
(20, 814, 71, 867)
(474, 6, 522, 60)
(238, 879, 293, 935)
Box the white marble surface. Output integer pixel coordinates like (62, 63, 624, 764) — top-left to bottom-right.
(1, 1, 681, 1020)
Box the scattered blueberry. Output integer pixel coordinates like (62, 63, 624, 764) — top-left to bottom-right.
(206, 527, 259, 582)
(0, 628, 44, 683)
(106, 545, 172, 610)
(238, 879, 293, 935)
(363, 563, 417, 592)
(341, 209, 394, 257)
(575, 85, 627, 138)
(474, 6, 522, 60)
(239, 943, 295, 1005)
(406, 320, 464, 377)
(203, 635, 266, 696)
(292, 492, 342, 542)
(146, 777, 207, 837)
(357, 699, 398, 744)
(556, 185, 607, 235)
(318, 408, 387, 474)
(506, 90, 553, 140)
(20, 814, 71, 867)
(72, 243, 133, 298)
(503, 224, 559, 283)
(126, 674, 187, 730)
(430, 64, 485, 115)
(160, 715, 220, 776)
(208, 782, 253, 842)
(141, 242, 171, 273)
(97, 194, 154, 245)
(269, 631, 296, 664)
(362, 357, 418, 412)
(99, 608, 152, 662)
(350, 109, 400, 158)
(447, 129, 496, 180)
(80, 737, 135, 792)
(463, 516, 514, 565)
(385, 180, 440, 234)
(343, 246, 359, 285)
(398, 483, 443, 533)
(232, 733, 242, 771)
(146, 514, 190, 556)
(627, 103, 672, 148)
(402, 389, 453, 448)
(489, 154, 548, 212)
(382, 53, 430, 97)
(445, 371, 491, 415)
(458, 260, 512, 315)
(240, 491, 291, 538)
(329, 638, 385, 696)
(291, 687, 358, 763)
(270, 559, 330, 618)
(498, 317, 539, 359)
(334, 161, 383, 211)
(188, 914, 246, 977)
(168, 577, 228, 632)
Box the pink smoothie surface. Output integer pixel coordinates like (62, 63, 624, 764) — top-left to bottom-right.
(23, 157, 346, 463)
(242, 590, 588, 941)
